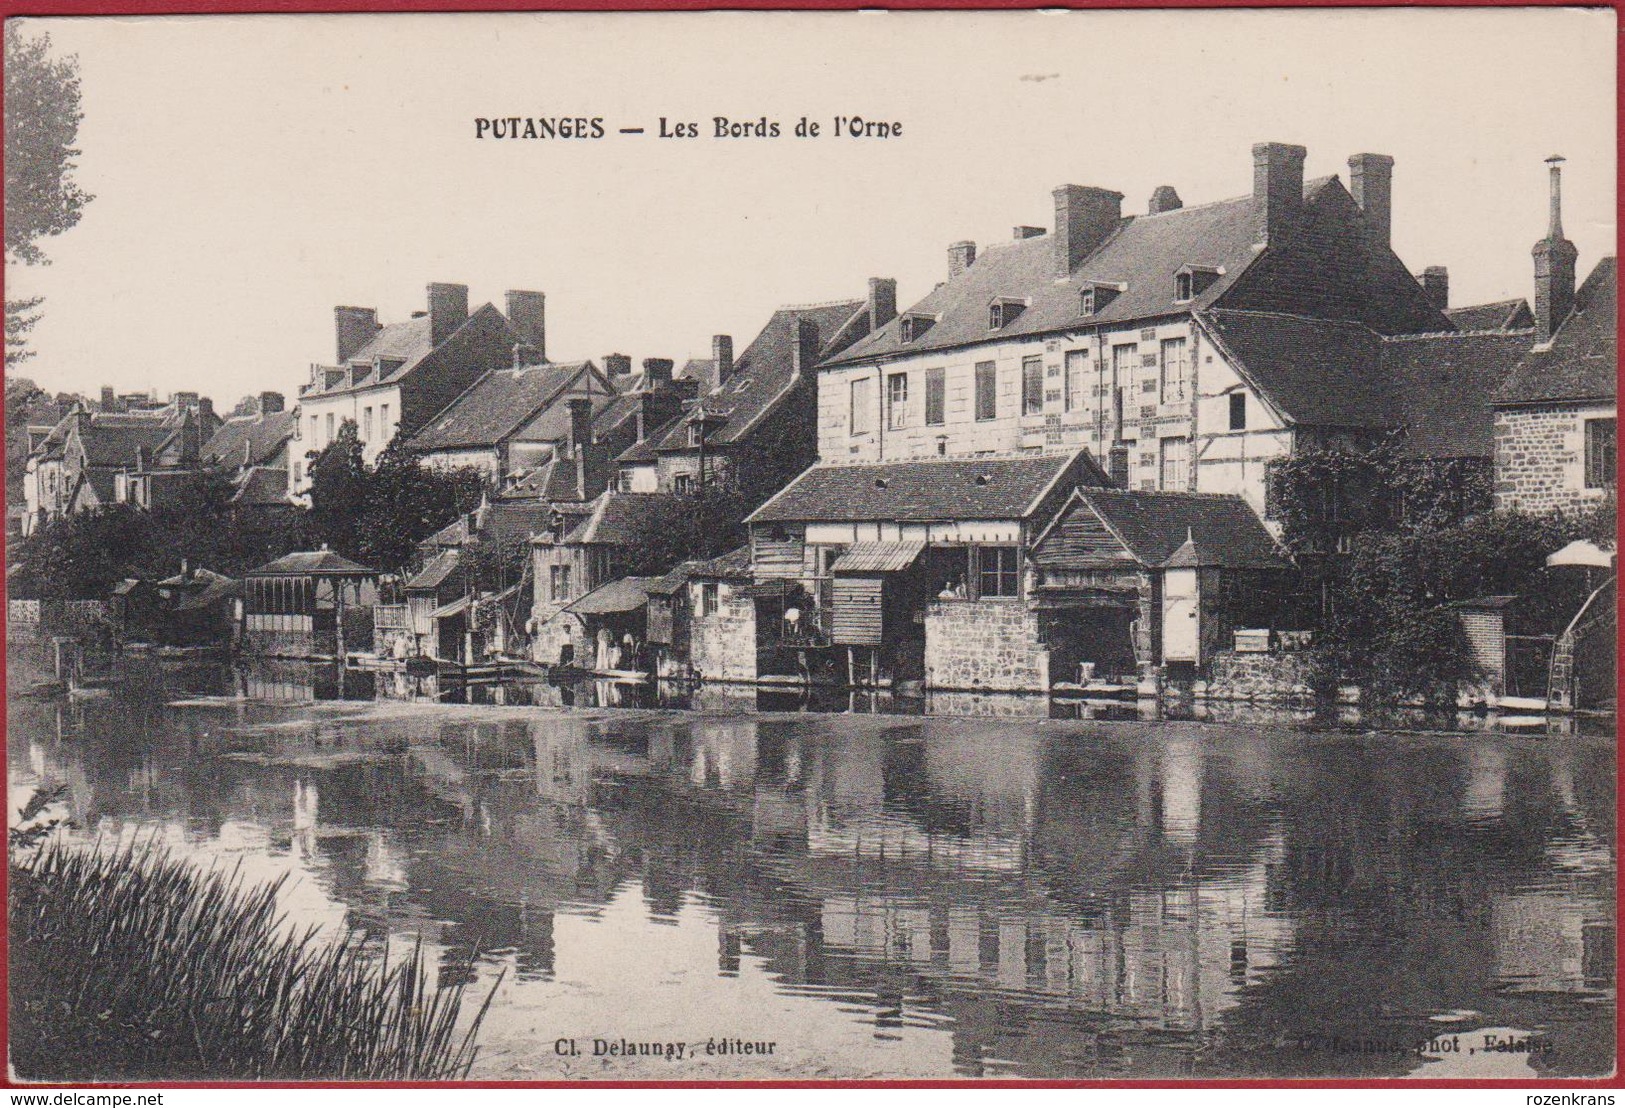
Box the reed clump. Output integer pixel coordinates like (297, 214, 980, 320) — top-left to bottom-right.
(9, 838, 499, 1081)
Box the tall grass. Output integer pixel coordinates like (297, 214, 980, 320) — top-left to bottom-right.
(9, 838, 500, 1081)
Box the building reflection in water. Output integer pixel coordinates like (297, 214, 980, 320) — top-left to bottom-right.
(6, 691, 1615, 1079)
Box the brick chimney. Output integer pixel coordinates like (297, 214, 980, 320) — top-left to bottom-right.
(1252, 142, 1307, 244)
(1053, 184, 1124, 278)
(197, 397, 215, 434)
(643, 358, 674, 390)
(566, 397, 593, 456)
(867, 278, 898, 331)
(334, 306, 379, 363)
(603, 353, 632, 378)
(1419, 266, 1449, 310)
(948, 240, 977, 279)
(1532, 155, 1579, 344)
(505, 290, 546, 361)
(712, 335, 734, 386)
(792, 318, 822, 382)
(1013, 225, 1045, 239)
(1149, 186, 1183, 215)
(100, 386, 116, 412)
(259, 391, 285, 415)
(426, 283, 469, 347)
(1347, 152, 1395, 247)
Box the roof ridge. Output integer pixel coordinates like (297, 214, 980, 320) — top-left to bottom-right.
(778, 297, 866, 312)
(1384, 327, 1535, 342)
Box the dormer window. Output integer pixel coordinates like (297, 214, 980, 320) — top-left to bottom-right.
(1174, 265, 1221, 303)
(1079, 282, 1123, 317)
(988, 297, 1027, 330)
(687, 421, 706, 448)
(899, 313, 937, 343)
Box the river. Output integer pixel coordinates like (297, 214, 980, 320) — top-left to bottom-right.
(7, 659, 1615, 1080)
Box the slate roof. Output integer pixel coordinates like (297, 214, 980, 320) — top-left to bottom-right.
(1495, 257, 1617, 406)
(408, 362, 596, 450)
(646, 560, 701, 595)
(405, 550, 462, 592)
(1199, 310, 1391, 428)
(77, 420, 180, 468)
(687, 545, 753, 581)
(299, 303, 512, 398)
(1384, 332, 1536, 457)
(550, 492, 690, 547)
(1445, 299, 1534, 334)
(632, 300, 867, 456)
(1201, 309, 1536, 456)
(203, 411, 297, 468)
(830, 186, 1319, 366)
(230, 466, 293, 506)
(1071, 489, 1288, 570)
(747, 449, 1102, 524)
(566, 575, 661, 616)
(249, 549, 376, 576)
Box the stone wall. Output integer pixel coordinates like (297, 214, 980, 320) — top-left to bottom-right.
(1201, 650, 1313, 702)
(532, 611, 590, 667)
(924, 600, 1049, 692)
(691, 583, 757, 683)
(1494, 404, 1615, 514)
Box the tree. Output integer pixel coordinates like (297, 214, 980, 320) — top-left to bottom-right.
(5, 24, 93, 369)
(5, 24, 92, 265)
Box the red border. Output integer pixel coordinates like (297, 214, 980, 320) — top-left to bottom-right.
(1, 0, 1621, 1092)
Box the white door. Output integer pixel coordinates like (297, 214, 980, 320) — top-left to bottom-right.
(1162, 568, 1199, 664)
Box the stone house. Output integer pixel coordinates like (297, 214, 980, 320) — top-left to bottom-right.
(684, 547, 757, 684)
(615, 285, 894, 498)
(291, 282, 543, 499)
(742, 449, 1111, 691)
(814, 141, 1453, 519)
(1493, 253, 1616, 514)
(528, 491, 689, 665)
(200, 391, 298, 510)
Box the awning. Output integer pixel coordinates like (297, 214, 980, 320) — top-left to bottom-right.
(429, 595, 472, 620)
(832, 540, 926, 574)
(1546, 540, 1616, 568)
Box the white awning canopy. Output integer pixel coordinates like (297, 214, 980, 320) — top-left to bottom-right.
(1546, 540, 1616, 568)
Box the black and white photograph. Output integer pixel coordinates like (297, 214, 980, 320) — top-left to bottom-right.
(3, 6, 1617, 1086)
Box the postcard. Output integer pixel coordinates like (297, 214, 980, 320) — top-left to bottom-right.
(4, 6, 1616, 1088)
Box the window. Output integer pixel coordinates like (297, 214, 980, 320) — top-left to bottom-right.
(925, 367, 945, 426)
(850, 377, 876, 435)
(1585, 418, 1616, 489)
(325, 413, 335, 441)
(310, 415, 319, 444)
(988, 298, 1025, 330)
(673, 473, 695, 495)
(899, 314, 935, 343)
(887, 373, 909, 430)
(1176, 272, 1194, 302)
(1080, 289, 1096, 316)
(1022, 357, 1044, 416)
(379, 404, 390, 438)
(1160, 338, 1189, 404)
(1229, 391, 1247, 431)
(1160, 436, 1190, 491)
(700, 581, 719, 617)
(292, 462, 301, 485)
(549, 564, 573, 602)
(363, 407, 373, 441)
(977, 546, 1020, 598)
(1064, 350, 1087, 412)
(974, 362, 997, 421)
(687, 421, 705, 447)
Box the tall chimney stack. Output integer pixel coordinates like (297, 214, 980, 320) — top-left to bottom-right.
(426, 283, 469, 347)
(100, 386, 116, 412)
(1347, 152, 1395, 247)
(948, 240, 977, 280)
(603, 353, 632, 378)
(711, 335, 734, 386)
(566, 397, 593, 457)
(643, 358, 675, 390)
(505, 290, 546, 362)
(1148, 186, 1183, 215)
(1532, 155, 1579, 343)
(334, 306, 380, 364)
(1252, 142, 1307, 244)
(792, 318, 822, 381)
(867, 278, 898, 331)
(1052, 184, 1124, 279)
(1419, 266, 1449, 310)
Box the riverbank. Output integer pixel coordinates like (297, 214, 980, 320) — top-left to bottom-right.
(8, 836, 497, 1082)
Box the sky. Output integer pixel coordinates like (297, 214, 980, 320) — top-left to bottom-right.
(5, 8, 1616, 407)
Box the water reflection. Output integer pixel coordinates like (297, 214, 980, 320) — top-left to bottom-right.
(8, 692, 1614, 1080)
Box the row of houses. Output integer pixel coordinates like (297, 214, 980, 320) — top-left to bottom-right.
(26, 141, 1616, 698)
